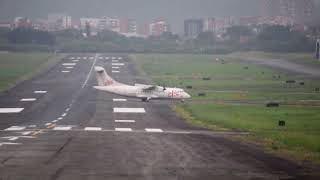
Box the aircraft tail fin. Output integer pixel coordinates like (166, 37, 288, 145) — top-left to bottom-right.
(94, 66, 119, 86)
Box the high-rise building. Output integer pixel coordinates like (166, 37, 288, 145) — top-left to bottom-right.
(149, 19, 169, 36)
(184, 19, 203, 38)
(203, 18, 215, 33)
(259, 0, 315, 24)
(120, 18, 137, 34)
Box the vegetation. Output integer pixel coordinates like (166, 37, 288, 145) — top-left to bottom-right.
(132, 53, 320, 163)
(0, 24, 316, 53)
(0, 52, 58, 92)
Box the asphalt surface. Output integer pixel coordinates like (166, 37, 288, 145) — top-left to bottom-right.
(0, 54, 314, 180)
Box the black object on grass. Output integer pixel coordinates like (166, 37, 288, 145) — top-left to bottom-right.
(278, 120, 286, 127)
(198, 92, 206, 96)
(266, 102, 279, 107)
(202, 77, 211, 81)
(186, 86, 193, 89)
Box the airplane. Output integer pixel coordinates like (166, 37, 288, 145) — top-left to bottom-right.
(93, 66, 191, 102)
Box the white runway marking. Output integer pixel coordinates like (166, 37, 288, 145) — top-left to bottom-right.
(113, 108, 146, 113)
(99, 57, 103, 59)
(20, 131, 32, 135)
(105, 57, 109, 60)
(58, 117, 63, 120)
(82, 53, 98, 88)
(62, 63, 76, 66)
(53, 126, 72, 131)
(28, 125, 36, 128)
(83, 57, 87, 59)
(0, 108, 24, 113)
(113, 99, 127, 102)
(0, 142, 21, 146)
(65, 108, 70, 112)
(112, 63, 125, 66)
(5, 126, 26, 131)
(72, 60, 79, 62)
(61, 71, 70, 73)
(52, 120, 58, 123)
(115, 128, 132, 132)
(70, 57, 75, 59)
(118, 57, 123, 60)
(62, 113, 67, 117)
(84, 127, 102, 131)
(77, 57, 81, 59)
(34, 91, 47, 94)
(112, 60, 119, 62)
(112, 57, 116, 59)
(20, 98, 36, 102)
(112, 71, 120, 73)
(145, 128, 163, 133)
(115, 120, 135, 123)
(112, 67, 120, 69)
(65, 67, 74, 69)
(45, 123, 52, 126)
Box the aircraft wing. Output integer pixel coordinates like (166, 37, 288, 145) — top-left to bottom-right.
(135, 83, 157, 92)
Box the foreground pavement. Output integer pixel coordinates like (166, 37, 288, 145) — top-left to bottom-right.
(0, 54, 315, 179)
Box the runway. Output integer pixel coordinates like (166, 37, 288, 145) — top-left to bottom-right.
(0, 54, 306, 179)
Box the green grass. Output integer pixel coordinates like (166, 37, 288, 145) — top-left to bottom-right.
(0, 52, 58, 91)
(132, 53, 320, 164)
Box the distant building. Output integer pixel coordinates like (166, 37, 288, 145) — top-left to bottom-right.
(80, 18, 100, 31)
(14, 17, 32, 29)
(149, 19, 169, 36)
(0, 21, 11, 29)
(203, 17, 215, 33)
(48, 13, 72, 31)
(184, 19, 203, 38)
(120, 18, 137, 34)
(259, 0, 315, 24)
(33, 19, 49, 31)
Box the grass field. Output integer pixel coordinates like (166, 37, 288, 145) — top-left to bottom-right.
(132, 53, 320, 163)
(0, 52, 59, 92)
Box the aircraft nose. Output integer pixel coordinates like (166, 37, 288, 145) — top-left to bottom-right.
(184, 92, 191, 98)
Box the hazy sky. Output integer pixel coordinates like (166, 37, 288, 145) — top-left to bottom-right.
(0, 0, 319, 32)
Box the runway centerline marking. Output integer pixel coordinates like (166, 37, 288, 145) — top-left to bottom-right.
(82, 53, 98, 88)
(113, 108, 146, 113)
(115, 120, 135, 123)
(145, 128, 163, 133)
(84, 127, 102, 131)
(113, 99, 127, 102)
(5, 126, 26, 131)
(62, 113, 67, 117)
(0, 108, 24, 113)
(34, 91, 47, 94)
(115, 128, 132, 132)
(20, 98, 36, 102)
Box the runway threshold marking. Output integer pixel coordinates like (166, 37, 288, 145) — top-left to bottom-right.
(115, 120, 135, 123)
(113, 108, 146, 113)
(61, 71, 70, 73)
(0, 108, 24, 113)
(105, 57, 110, 60)
(115, 128, 132, 132)
(112, 60, 119, 62)
(5, 126, 26, 131)
(112, 67, 120, 69)
(72, 60, 79, 62)
(84, 127, 102, 131)
(145, 128, 163, 133)
(112, 71, 120, 73)
(65, 67, 74, 69)
(112, 63, 125, 66)
(82, 53, 98, 88)
(34, 91, 47, 94)
(0, 142, 21, 146)
(113, 99, 127, 102)
(118, 57, 123, 60)
(62, 63, 76, 66)
(53, 126, 72, 131)
(20, 98, 36, 102)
